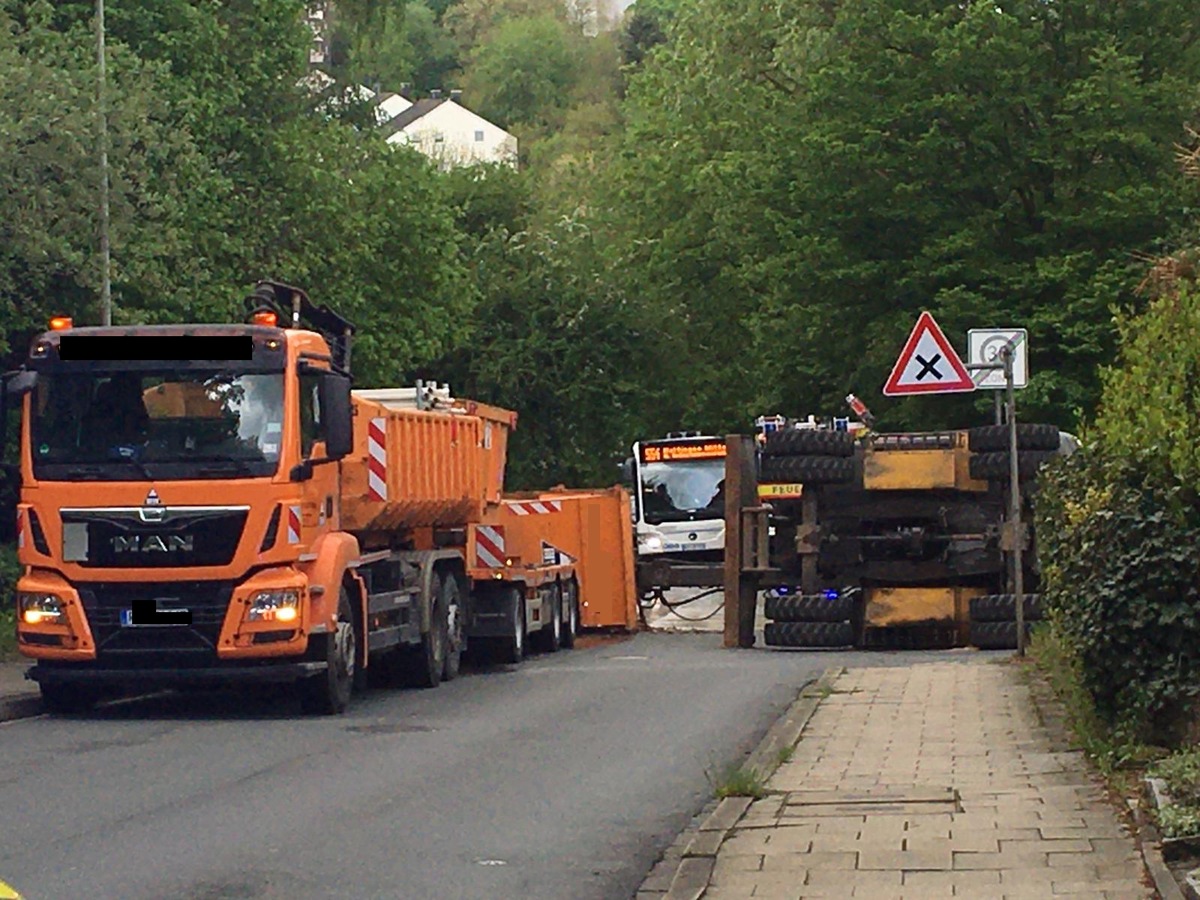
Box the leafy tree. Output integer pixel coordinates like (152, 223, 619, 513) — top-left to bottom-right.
(603, 0, 1200, 432)
(462, 13, 581, 131)
(429, 212, 683, 487)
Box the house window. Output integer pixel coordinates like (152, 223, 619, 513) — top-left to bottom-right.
(474, 130, 484, 142)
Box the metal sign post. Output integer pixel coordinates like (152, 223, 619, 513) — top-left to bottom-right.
(968, 339, 1026, 656)
(1003, 345, 1025, 656)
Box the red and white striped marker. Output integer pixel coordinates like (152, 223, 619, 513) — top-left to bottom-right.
(287, 505, 302, 544)
(475, 525, 506, 568)
(367, 417, 387, 502)
(507, 500, 562, 516)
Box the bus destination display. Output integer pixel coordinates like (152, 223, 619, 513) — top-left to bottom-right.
(639, 439, 727, 464)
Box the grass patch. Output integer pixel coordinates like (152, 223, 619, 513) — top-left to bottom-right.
(776, 745, 795, 766)
(0, 606, 14, 661)
(1150, 748, 1200, 838)
(708, 763, 767, 800)
(1026, 624, 1155, 778)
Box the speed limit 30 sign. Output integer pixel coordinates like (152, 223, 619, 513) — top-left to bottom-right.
(968, 328, 1028, 390)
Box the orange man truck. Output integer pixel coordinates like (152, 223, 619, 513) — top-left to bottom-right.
(7, 280, 636, 714)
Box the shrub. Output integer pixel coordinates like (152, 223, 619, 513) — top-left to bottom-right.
(1035, 446, 1200, 745)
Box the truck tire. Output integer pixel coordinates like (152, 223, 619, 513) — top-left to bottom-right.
(969, 620, 1032, 650)
(762, 429, 855, 458)
(764, 620, 856, 648)
(39, 682, 102, 714)
(441, 573, 464, 682)
(968, 450, 1056, 482)
(561, 577, 580, 649)
(969, 593, 1043, 623)
(968, 423, 1060, 453)
(534, 583, 563, 653)
(299, 585, 356, 715)
(764, 592, 855, 623)
(759, 455, 855, 485)
(407, 573, 448, 688)
(494, 586, 526, 665)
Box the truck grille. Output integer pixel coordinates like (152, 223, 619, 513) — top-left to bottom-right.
(61, 508, 248, 568)
(78, 580, 235, 665)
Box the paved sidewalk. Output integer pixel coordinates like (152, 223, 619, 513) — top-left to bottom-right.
(664, 660, 1152, 899)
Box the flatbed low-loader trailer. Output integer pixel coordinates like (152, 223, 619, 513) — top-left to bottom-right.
(7, 280, 635, 714)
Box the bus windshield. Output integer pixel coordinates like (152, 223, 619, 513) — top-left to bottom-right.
(638, 459, 725, 524)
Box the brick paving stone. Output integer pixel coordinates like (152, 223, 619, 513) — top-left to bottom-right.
(646, 662, 1151, 900)
(761, 851, 858, 872)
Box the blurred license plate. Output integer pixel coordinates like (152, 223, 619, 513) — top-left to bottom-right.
(120, 606, 189, 627)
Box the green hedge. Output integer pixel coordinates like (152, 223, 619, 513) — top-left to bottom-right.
(1035, 447, 1200, 745)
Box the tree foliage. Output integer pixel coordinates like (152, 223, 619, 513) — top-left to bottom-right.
(602, 0, 1200, 432)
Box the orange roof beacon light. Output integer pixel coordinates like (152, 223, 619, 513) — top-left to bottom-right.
(249, 309, 278, 327)
(48, 316, 72, 331)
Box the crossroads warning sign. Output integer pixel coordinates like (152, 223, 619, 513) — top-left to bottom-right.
(882, 311, 975, 397)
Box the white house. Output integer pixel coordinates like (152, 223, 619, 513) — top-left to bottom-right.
(382, 91, 518, 170)
(372, 92, 412, 126)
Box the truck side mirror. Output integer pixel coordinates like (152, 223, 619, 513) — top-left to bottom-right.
(319, 371, 353, 460)
(5, 370, 36, 398)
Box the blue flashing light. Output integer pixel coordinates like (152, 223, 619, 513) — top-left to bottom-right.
(823, 589, 840, 600)
(776, 586, 791, 595)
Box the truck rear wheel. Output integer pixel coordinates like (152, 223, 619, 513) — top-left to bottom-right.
(407, 573, 448, 688)
(495, 586, 526, 665)
(561, 577, 579, 649)
(299, 585, 356, 715)
(441, 573, 463, 682)
(759, 455, 854, 484)
(764, 592, 855, 623)
(968, 423, 1060, 452)
(535, 584, 562, 653)
(39, 682, 101, 714)
(764, 621, 856, 648)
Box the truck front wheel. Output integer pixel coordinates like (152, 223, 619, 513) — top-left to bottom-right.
(299, 586, 356, 715)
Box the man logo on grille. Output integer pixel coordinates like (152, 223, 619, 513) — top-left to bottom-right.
(112, 534, 194, 553)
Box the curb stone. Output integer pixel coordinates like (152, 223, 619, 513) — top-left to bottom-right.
(660, 666, 844, 900)
(0, 695, 41, 724)
(1137, 779, 1190, 900)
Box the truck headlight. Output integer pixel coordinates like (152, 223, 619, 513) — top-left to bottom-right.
(247, 590, 301, 623)
(18, 593, 64, 625)
(638, 535, 664, 552)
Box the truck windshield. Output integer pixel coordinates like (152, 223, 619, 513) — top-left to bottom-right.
(639, 460, 725, 524)
(31, 370, 285, 481)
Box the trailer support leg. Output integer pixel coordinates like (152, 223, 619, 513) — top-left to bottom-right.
(724, 435, 758, 648)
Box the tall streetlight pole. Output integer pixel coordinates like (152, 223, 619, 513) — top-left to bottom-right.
(96, 0, 112, 326)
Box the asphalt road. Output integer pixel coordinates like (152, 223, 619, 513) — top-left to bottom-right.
(0, 634, 972, 900)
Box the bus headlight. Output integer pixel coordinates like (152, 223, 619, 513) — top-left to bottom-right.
(247, 590, 301, 622)
(638, 534, 663, 552)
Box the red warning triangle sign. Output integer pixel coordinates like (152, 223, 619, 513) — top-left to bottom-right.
(883, 311, 975, 396)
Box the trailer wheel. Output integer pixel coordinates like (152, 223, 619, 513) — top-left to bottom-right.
(561, 577, 580, 649)
(969, 593, 1043, 623)
(968, 450, 1056, 482)
(493, 586, 526, 665)
(762, 429, 855, 458)
(535, 583, 562, 653)
(759, 455, 855, 485)
(968, 423, 1060, 453)
(764, 592, 856, 623)
(764, 621, 856, 648)
(969, 620, 1032, 650)
(39, 682, 101, 714)
(441, 573, 464, 682)
(407, 573, 448, 688)
(299, 585, 356, 715)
